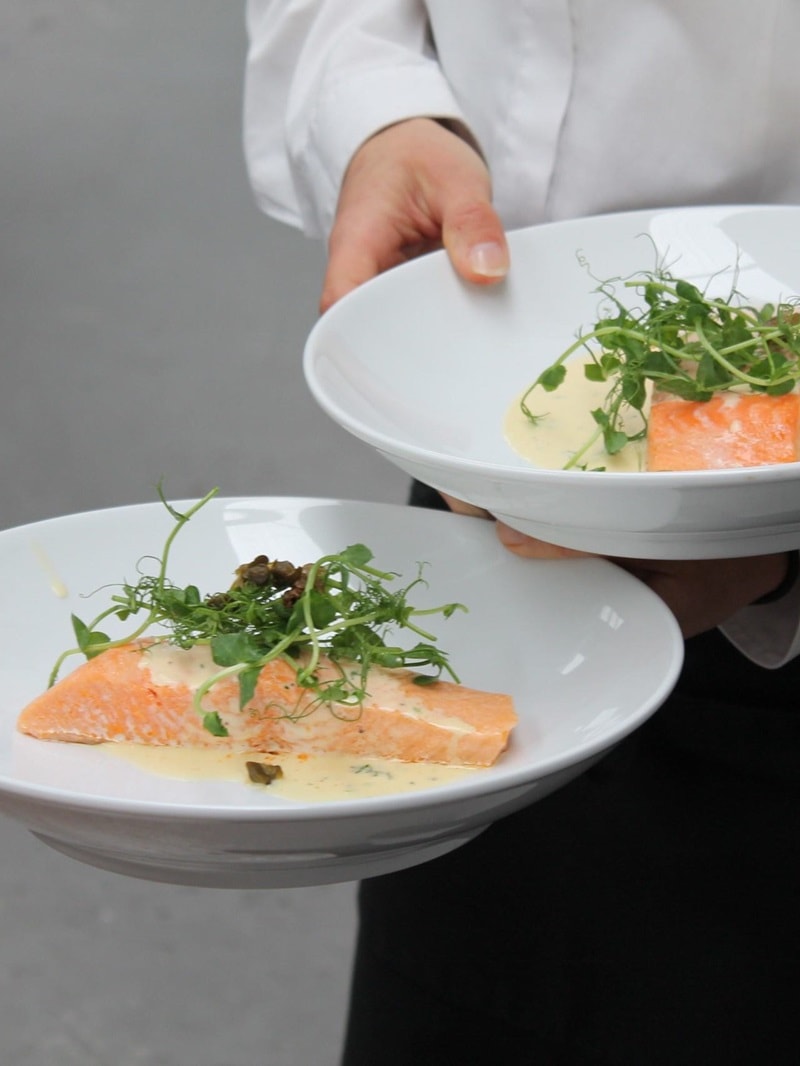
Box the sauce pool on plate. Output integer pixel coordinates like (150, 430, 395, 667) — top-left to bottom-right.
(105, 743, 482, 802)
(504, 354, 649, 471)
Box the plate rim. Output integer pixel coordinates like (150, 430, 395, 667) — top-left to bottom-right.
(303, 202, 800, 486)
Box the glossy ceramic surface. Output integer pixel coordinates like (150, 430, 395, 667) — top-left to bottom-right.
(0, 498, 682, 887)
(305, 204, 800, 558)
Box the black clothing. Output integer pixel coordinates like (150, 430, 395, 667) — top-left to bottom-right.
(340, 483, 800, 1066)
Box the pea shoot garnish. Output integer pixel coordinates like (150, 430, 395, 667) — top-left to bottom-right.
(521, 263, 800, 469)
(50, 487, 466, 736)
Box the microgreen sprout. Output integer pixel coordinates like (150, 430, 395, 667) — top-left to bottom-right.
(521, 261, 800, 468)
(50, 486, 466, 736)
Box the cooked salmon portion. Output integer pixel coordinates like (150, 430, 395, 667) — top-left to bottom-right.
(17, 642, 517, 767)
(645, 391, 800, 471)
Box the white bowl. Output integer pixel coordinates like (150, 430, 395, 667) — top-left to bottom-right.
(304, 204, 800, 559)
(0, 497, 682, 888)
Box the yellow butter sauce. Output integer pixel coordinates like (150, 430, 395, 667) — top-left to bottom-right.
(140, 642, 222, 688)
(504, 354, 650, 471)
(105, 743, 482, 802)
(31, 540, 69, 598)
(141, 643, 478, 745)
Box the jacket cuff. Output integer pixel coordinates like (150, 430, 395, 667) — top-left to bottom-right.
(292, 63, 470, 237)
(720, 557, 800, 669)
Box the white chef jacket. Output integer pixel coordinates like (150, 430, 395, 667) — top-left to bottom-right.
(243, 0, 800, 666)
(245, 0, 800, 236)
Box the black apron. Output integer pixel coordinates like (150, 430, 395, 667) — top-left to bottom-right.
(341, 484, 800, 1066)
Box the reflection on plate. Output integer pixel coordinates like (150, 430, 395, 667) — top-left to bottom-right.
(304, 204, 800, 558)
(0, 498, 683, 888)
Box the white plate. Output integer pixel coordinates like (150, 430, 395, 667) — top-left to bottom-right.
(0, 497, 682, 888)
(304, 204, 800, 558)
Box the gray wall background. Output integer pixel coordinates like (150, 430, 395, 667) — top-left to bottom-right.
(0, 3, 409, 1063)
(1, 0, 408, 524)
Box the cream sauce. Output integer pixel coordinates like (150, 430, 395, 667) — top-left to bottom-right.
(141, 643, 478, 738)
(326, 662, 478, 735)
(31, 540, 69, 598)
(141, 642, 220, 688)
(504, 355, 650, 472)
(105, 743, 481, 801)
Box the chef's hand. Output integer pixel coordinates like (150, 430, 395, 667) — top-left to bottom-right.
(320, 117, 509, 313)
(322, 124, 789, 637)
(497, 522, 790, 639)
(441, 496, 790, 637)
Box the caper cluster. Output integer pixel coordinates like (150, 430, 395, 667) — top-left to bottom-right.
(205, 554, 324, 609)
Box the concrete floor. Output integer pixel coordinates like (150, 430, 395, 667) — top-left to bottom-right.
(0, 3, 410, 1063)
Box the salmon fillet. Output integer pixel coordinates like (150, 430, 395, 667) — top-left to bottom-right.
(646, 391, 800, 471)
(17, 641, 517, 767)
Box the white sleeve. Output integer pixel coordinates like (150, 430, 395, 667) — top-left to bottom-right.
(719, 582, 800, 669)
(244, 0, 468, 238)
